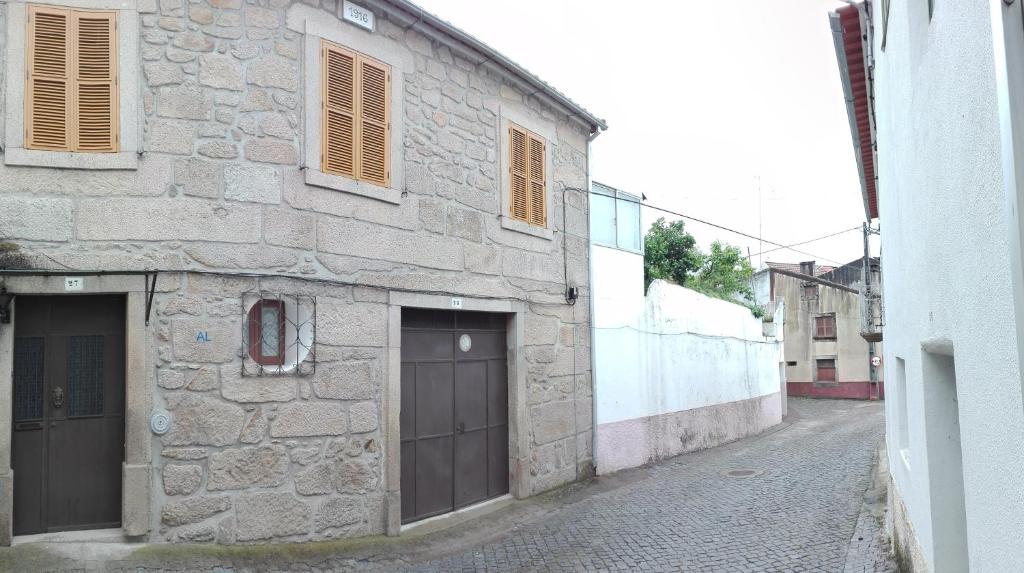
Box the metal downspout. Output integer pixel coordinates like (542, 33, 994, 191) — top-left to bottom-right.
(585, 128, 601, 475)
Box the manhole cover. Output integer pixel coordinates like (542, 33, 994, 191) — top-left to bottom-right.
(723, 469, 764, 478)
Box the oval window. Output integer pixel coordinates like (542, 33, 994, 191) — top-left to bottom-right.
(244, 298, 314, 372)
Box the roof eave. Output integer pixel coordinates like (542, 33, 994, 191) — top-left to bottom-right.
(830, 3, 878, 221)
(376, 0, 608, 135)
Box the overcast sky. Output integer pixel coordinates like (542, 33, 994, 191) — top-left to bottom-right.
(414, 0, 868, 268)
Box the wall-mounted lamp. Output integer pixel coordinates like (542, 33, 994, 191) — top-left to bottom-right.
(0, 288, 13, 324)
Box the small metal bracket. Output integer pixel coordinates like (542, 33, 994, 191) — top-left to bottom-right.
(144, 271, 158, 326)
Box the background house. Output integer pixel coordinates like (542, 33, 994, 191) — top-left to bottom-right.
(754, 258, 883, 400)
(832, 1, 1024, 571)
(0, 0, 604, 545)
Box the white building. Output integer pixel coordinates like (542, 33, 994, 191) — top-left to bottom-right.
(831, 2, 1024, 571)
(589, 183, 784, 474)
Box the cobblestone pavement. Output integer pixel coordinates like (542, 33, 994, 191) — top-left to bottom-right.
(3, 398, 896, 572)
(399, 398, 895, 573)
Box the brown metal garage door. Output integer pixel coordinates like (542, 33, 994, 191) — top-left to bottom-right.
(12, 295, 125, 535)
(400, 309, 509, 524)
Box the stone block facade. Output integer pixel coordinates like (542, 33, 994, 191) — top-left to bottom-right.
(0, 0, 602, 544)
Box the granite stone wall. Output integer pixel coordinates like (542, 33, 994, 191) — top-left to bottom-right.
(0, 0, 594, 543)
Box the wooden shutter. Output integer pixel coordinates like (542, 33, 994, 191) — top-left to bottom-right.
(508, 123, 546, 227)
(322, 42, 356, 179)
(27, 5, 70, 150)
(508, 125, 529, 222)
(358, 56, 390, 186)
(26, 5, 117, 153)
(321, 41, 391, 187)
(527, 134, 546, 226)
(73, 10, 117, 152)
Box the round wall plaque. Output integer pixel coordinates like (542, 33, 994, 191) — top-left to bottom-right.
(459, 334, 472, 353)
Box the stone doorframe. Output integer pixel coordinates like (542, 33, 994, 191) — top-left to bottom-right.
(0, 275, 155, 545)
(384, 292, 528, 535)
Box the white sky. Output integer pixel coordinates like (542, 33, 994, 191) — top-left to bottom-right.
(413, 0, 869, 268)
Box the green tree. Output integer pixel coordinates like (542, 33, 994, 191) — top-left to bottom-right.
(643, 221, 762, 316)
(643, 218, 701, 289)
(689, 241, 755, 305)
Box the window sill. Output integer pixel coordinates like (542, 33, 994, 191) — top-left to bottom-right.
(241, 357, 315, 377)
(499, 216, 554, 241)
(812, 337, 837, 341)
(305, 169, 402, 205)
(813, 381, 839, 387)
(4, 147, 138, 170)
(593, 240, 643, 255)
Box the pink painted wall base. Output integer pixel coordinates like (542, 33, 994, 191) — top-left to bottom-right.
(786, 381, 884, 400)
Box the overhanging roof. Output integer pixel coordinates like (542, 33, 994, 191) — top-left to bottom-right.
(830, 3, 877, 220)
(375, 0, 607, 135)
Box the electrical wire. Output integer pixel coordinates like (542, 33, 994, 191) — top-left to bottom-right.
(0, 267, 578, 307)
(591, 189, 851, 266)
(640, 200, 846, 265)
(749, 226, 861, 258)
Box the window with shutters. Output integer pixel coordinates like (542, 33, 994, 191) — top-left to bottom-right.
(813, 313, 837, 340)
(321, 40, 390, 188)
(508, 122, 547, 228)
(25, 4, 118, 153)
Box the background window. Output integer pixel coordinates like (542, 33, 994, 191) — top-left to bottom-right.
(814, 314, 837, 339)
(816, 358, 837, 382)
(591, 190, 616, 245)
(591, 182, 642, 252)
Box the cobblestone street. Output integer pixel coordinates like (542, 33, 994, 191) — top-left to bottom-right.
(2, 398, 896, 572)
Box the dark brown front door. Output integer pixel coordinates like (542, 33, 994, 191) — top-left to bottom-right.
(400, 309, 509, 524)
(12, 295, 125, 535)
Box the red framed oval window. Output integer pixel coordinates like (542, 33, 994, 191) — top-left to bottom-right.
(247, 299, 286, 366)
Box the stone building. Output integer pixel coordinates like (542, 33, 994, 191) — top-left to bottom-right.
(754, 259, 884, 400)
(0, 0, 604, 545)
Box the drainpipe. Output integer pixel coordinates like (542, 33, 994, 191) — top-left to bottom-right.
(585, 127, 601, 476)
(863, 223, 879, 399)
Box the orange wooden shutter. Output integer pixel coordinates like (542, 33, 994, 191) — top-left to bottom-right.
(527, 134, 546, 226)
(73, 10, 117, 152)
(357, 56, 390, 187)
(322, 41, 356, 178)
(26, 5, 70, 150)
(509, 125, 529, 222)
(26, 5, 117, 153)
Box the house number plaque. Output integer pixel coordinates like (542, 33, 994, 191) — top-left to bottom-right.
(342, 1, 374, 31)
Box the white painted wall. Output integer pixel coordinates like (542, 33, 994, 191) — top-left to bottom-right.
(752, 268, 771, 306)
(871, 1, 1024, 571)
(592, 244, 784, 473)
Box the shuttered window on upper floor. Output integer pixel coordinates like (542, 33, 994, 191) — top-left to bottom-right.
(321, 39, 391, 188)
(508, 123, 546, 227)
(26, 5, 118, 153)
